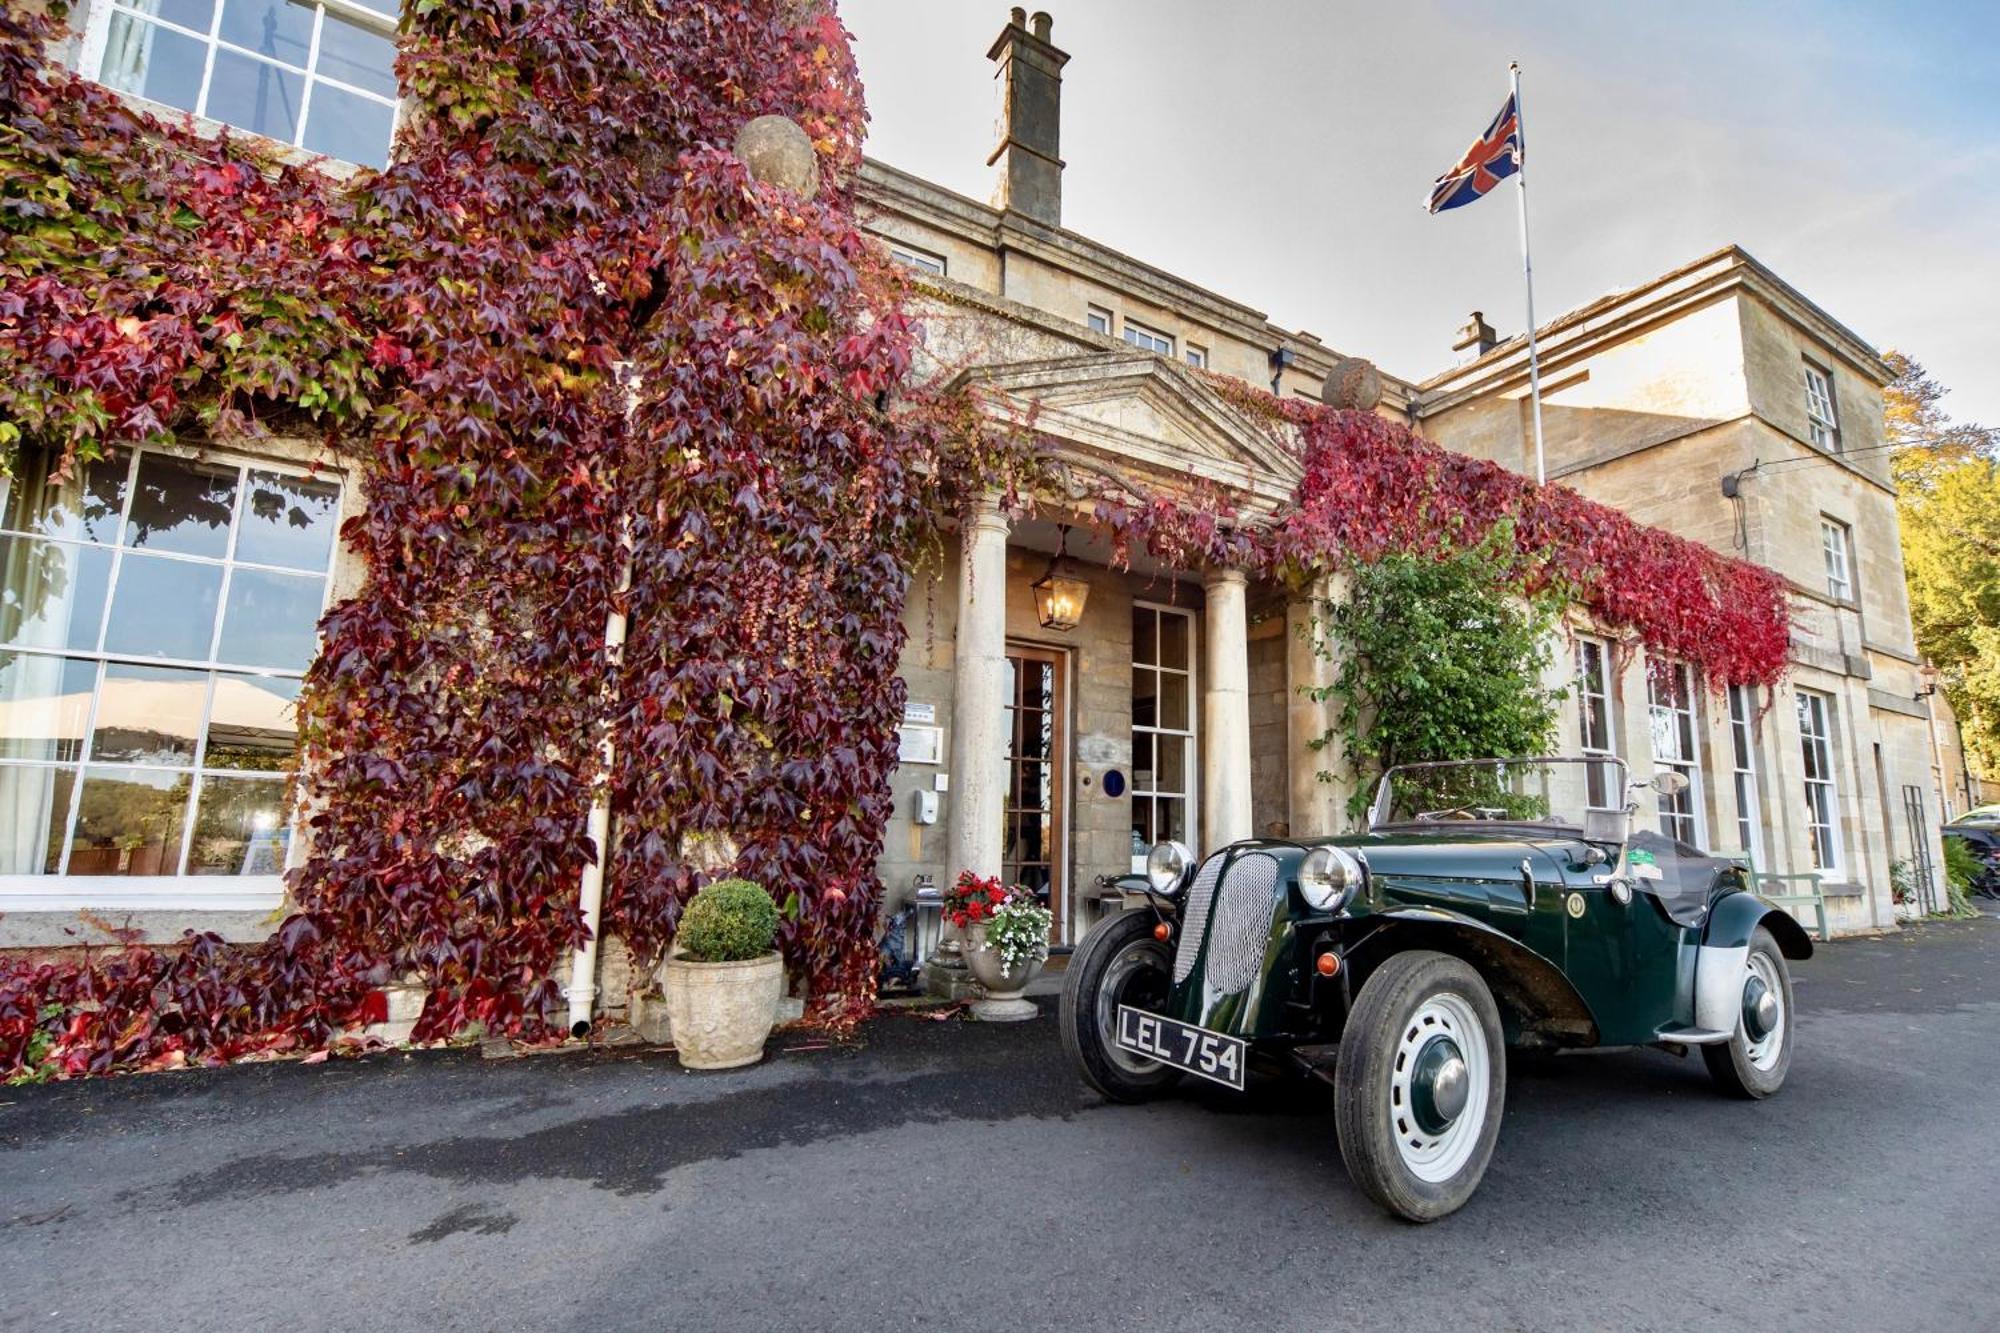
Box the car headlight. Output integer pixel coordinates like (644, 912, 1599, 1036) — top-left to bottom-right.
(1145, 840, 1194, 895)
(1299, 846, 1363, 913)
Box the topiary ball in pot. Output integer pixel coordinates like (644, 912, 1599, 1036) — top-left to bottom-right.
(661, 878, 786, 1070)
(677, 877, 781, 962)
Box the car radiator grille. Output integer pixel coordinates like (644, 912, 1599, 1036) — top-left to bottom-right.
(1171, 854, 1225, 984)
(1172, 851, 1284, 995)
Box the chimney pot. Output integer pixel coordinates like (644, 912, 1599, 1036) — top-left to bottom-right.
(987, 8, 1071, 228)
(1452, 310, 1499, 363)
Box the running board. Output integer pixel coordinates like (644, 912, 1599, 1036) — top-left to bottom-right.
(1655, 1027, 1732, 1046)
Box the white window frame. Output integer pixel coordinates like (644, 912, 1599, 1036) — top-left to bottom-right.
(1646, 660, 1705, 846)
(0, 443, 345, 912)
(1085, 305, 1112, 336)
(887, 244, 946, 277)
(1727, 683, 1763, 865)
(77, 0, 401, 168)
(1575, 636, 1618, 810)
(1803, 362, 1841, 453)
(1796, 688, 1843, 874)
(1121, 319, 1174, 357)
(1184, 344, 1207, 370)
(1130, 601, 1198, 869)
(1821, 517, 1854, 603)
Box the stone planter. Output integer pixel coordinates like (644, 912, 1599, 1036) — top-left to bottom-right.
(660, 951, 784, 1069)
(963, 921, 1043, 1022)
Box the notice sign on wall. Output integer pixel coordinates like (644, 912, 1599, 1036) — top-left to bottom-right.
(903, 702, 936, 725)
(898, 724, 943, 765)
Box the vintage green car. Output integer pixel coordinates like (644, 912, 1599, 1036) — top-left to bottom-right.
(1059, 756, 1813, 1223)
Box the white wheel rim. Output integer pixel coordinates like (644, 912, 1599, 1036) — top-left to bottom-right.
(1744, 952, 1786, 1071)
(1389, 992, 1490, 1183)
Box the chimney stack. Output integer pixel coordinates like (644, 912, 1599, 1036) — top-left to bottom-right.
(1453, 311, 1499, 363)
(987, 8, 1069, 227)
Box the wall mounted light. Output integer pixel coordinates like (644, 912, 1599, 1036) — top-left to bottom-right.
(1031, 524, 1090, 631)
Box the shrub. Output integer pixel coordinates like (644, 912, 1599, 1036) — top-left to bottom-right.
(676, 879, 781, 963)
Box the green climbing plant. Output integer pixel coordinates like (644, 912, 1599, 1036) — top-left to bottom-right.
(1314, 522, 1570, 821)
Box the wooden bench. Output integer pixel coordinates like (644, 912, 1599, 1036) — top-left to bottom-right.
(1713, 849, 1830, 941)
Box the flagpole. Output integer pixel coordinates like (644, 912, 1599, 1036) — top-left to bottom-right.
(1510, 61, 1547, 486)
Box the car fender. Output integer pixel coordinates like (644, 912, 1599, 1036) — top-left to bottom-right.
(1703, 889, 1814, 958)
(1694, 891, 1812, 1033)
(1344, 906, 1599, 1047)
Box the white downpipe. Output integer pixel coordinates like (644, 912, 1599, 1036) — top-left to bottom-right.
(567, 516, 633, 1036)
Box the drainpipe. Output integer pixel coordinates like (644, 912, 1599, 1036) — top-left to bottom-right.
(567, 515, 632, 1036)
(569, 368, 640, 1037)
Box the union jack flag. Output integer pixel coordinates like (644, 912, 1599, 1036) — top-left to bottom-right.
(1426, 92, 1521, 213)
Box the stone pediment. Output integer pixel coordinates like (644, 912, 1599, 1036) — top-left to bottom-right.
(948, 351, 1302, 508)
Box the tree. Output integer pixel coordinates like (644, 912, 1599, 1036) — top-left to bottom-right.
(1316, 522, 1568, 821)
(1885, 350, 1998, 489)
(1887, 351, 2000, 776)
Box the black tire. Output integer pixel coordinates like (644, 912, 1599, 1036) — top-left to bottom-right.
(1334, 951, 1505, 1223)
(1702, 925, 1794, 1099)
(1059, 909, 1183, 1103)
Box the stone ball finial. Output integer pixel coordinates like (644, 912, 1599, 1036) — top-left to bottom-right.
(1321, 357, 1384, 412)
(733, 114, 820, 199)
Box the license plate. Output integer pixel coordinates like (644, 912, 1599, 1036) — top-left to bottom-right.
(1116, 1005, 1246, 1091)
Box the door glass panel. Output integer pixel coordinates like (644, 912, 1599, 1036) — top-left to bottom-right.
(124, 454, 238, 558)
(92, 662, 207, 764)
(69, 767, 192, 876)
(186, 775, 291, 875)
(0, 652, 97, 761)
(104, 554, 224, 660)
(1003, 653, 1060, 921)
(1, 538, 113, 651)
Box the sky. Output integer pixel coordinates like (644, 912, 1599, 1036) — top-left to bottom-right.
(839, 1, 2000, 420)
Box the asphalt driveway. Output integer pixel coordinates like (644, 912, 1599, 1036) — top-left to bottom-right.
(4, 915, 1998, 1333)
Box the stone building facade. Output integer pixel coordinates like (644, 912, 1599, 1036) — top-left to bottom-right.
(0, 5, 1956, 986)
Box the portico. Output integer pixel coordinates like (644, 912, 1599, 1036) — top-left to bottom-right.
(878, 345, 1336, 978)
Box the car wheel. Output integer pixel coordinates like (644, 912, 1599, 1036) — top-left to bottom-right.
(1334, 951, 1505, 1223)
(1702, 924, 1794, 1098)
(1059, 909, 1183, 1103)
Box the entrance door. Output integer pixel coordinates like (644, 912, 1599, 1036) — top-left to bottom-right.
(1003, 646, 1067, 941)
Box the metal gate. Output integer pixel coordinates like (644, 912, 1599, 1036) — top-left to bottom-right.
(1902, 784, 1939, 916)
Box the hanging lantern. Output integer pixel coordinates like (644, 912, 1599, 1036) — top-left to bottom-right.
(1031, 525, 1090, 631)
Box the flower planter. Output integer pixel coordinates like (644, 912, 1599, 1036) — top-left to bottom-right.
(963, 920, 1043, 1022)
(660, 950, 784, 1069)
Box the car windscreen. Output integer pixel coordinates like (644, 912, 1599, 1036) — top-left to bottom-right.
(1376, 758, 1623, 832)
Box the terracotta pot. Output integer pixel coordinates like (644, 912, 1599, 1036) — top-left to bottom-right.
(963, 921, 1043, 1021)
(660, 951, 784, 1070)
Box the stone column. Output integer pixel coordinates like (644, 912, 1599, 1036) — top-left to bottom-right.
(1286, 573, 1347, 837)
(929, 496, 1010, 997)
(1202, 568, 1254, 850)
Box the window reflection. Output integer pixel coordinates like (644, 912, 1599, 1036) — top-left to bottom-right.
(187, 775, 290, 875)
(237, 470, 340, 570)
(0, 446, 338, 881)
(68, 767, 191, 876)
(125, 453, 238, 557)
(104, 553, 224, 660)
